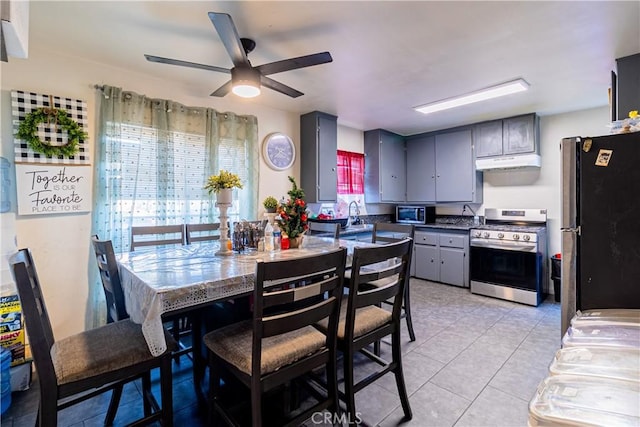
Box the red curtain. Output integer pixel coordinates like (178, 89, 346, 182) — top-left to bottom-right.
(337, 150, 364, 194)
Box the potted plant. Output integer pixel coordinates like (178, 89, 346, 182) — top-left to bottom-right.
(263, 196, 278, 213)
(277, 176, 308, 247)
(204, 170, 243, 204)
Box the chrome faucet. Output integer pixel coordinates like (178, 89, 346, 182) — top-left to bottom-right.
(346, 201, 361, 228)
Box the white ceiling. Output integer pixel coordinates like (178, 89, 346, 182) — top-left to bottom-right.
(27, 1, 640, 136)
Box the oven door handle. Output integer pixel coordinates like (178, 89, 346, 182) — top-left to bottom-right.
(470, 240, 538, 252)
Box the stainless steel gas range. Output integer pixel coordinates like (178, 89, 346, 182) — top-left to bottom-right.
(470, 208, 548, 306)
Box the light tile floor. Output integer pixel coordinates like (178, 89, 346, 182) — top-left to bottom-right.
(2, 279, 561, 426)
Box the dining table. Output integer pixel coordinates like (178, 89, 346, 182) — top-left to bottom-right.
(117, 235, 379, 358)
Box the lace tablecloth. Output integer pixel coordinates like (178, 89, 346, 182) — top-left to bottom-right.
(117, 236, 374, 356)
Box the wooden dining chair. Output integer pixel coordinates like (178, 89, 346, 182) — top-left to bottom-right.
(11, 248, 175, 427)
(371, 222, 416, 342)
(315, 238, 413, 424)
(130, 225, 194, 364)
(203, 247, 347, 427)
(308, 221, 341, 239)
(130, 224, 185, 251)
(185, 222, 223, 244)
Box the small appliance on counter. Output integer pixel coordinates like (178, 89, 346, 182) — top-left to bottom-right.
(395, 205, 435, 225)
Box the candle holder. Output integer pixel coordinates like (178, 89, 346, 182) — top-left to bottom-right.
(215, 202, 232, 256)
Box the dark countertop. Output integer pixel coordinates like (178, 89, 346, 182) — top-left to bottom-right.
(417, 215, 477, 231)
(418, 223, 474, 231)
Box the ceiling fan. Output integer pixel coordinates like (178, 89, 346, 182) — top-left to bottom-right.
(145, 12, 333, 98)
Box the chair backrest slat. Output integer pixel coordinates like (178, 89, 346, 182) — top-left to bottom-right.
(252, 249, 347, 342)
(130, 224, 185, 251)
(92, 235, 128, 322)
(185, 223, 223, 244)
(10, 249, 58, 392)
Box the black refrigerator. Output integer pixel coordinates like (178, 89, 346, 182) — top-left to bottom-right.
(560, 132, 640, 336)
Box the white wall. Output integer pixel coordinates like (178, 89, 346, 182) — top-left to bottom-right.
(0, 47, 302, 339)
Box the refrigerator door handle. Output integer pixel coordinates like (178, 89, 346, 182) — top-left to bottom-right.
(561, 138, 578, 229)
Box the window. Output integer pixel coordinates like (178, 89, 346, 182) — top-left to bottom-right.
(113, 124, 234, 226)
(93, 86, 259, 253)
(337, 150, 364, 194)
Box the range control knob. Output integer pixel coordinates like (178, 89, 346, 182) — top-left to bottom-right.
(483, 232, 490, 238)
(497, 233, 504, 239)
(474, 231, 482, 238)
(513, 234, 520, 240)
(523, 235, 531, 241)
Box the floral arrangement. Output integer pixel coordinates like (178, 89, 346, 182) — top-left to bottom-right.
(204, 170, 243, 193)
(277, 176, 308, 239)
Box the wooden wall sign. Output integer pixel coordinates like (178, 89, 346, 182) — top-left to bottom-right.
(15, 164, 91, 215)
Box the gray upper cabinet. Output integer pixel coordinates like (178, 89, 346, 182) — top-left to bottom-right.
(406, 129, 482, 203)
(474, 120, 503, 157)
(504, 114, 537, 155)
(406, 136, 436, 202)
(300, 111, 337, 203)
(435, 130, 476, 202)
(475, 113, 539, 158)
(364, 129, 406, 203)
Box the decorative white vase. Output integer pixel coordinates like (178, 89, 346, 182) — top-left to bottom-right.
(216, 188, 233, 205)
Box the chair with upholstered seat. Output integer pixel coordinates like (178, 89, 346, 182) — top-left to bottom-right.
(316, 238, 413, 424)
(204, 247, 347, 427)
(308, 221, 340, 239)
(11, 248, 175, 426)
(130, 224, 185, 250)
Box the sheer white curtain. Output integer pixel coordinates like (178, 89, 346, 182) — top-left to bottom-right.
(90, 85, 259, 325)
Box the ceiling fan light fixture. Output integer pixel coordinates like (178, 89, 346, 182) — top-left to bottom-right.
(231, 67, 261, 98)
(414, 78, 530, 115)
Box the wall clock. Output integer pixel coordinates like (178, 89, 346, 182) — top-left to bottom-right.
(263, 132, 295, 171)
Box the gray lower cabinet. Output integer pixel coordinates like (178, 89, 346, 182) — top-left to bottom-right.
(413, 229, 469, 287)
(300, 111, 338, 203)
(406, 129, 482, 203)
(364, 129, 406, 203)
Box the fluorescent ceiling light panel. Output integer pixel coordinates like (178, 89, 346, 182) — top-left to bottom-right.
(414, 79, 529, 115)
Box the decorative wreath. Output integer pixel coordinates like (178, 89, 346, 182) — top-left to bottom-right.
(16, 108, 87, 157)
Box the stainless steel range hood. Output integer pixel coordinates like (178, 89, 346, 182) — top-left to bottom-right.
(475, 153, 541, 171)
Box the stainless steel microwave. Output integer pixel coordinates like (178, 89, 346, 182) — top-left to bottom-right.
(396, 205, 436, 224)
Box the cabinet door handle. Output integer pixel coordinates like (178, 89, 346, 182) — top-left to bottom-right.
(441, 260, 444, 264)
(430, 259, 434, 263)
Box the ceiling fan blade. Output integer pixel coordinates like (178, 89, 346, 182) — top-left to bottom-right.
(210, 80, 233, 97)
(145, 54, 230, 74)
(256, 52, 333, 76)
(208, 12, 250, 68)
(261, 76, 303, 98)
